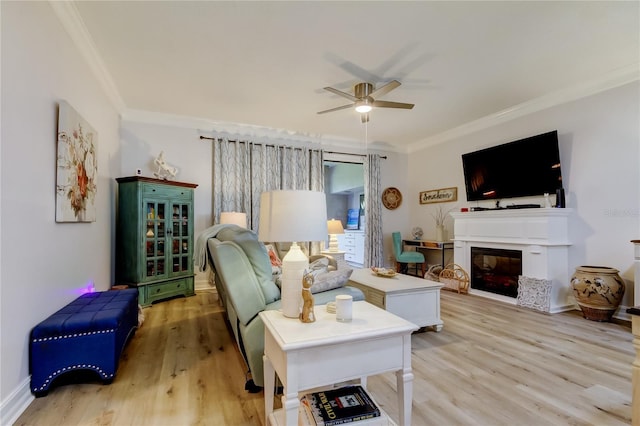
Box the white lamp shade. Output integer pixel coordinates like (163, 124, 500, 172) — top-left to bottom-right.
(258, 190, 327, 318)
(327, 219, 345, 235)
(258, 190, 327, 242)
(220, 211, 247, 228)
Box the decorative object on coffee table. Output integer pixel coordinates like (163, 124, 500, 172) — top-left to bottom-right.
(439, 263, 469, 294)
(571, 265, 625, 321)
(517, 276, 552, 312)
(370, 267, 397, 278)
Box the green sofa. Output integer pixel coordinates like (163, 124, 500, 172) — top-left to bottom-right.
(205, 225, 364, 390)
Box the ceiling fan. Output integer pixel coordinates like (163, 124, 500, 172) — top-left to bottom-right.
(318, 80, 414, 123)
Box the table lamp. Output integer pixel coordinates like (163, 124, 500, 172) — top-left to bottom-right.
(220, 211, 247, 228)
(258, 190, 327, 318)
(327, 219, 344, 252)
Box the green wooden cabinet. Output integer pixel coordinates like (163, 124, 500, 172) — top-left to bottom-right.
(116, 176, 198, 306)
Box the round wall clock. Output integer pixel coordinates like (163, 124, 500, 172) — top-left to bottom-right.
(381, 187, 402, 210)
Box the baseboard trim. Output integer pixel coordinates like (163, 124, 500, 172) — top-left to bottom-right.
(0, 377, 34, 425)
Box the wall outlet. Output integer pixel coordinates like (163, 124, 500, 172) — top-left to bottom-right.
(135, 168, 142, 176)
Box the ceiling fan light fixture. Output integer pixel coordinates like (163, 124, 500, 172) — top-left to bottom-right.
(355, 101, 372, 113)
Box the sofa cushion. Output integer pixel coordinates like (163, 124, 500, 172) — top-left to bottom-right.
(308, 257, 329, 273)
(216, 227, 281, 304)
(310, 268, 353, 294)
(208, 239, 267, 325)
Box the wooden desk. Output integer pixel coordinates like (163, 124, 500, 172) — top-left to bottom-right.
(261, 301, 417, 426)
(403, 239, 453, 267)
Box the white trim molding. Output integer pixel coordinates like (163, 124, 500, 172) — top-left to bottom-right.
(121, 108, 385, 151)
(407, 64, 640, 153)
(49, 0, 126, 113)
(0, 377, 34, 426)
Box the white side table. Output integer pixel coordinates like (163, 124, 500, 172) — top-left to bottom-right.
(261, 301, 418, 426)
(321, 249, 348, 269)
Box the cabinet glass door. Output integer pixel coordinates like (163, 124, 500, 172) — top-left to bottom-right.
(145, 201, 167, 279)
(170, 203, 191, 276)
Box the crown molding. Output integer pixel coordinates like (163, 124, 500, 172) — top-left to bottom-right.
(121, 108, 377, 150)
(49, 0, 126, 113)
(49, 0, 637, 154)
(407, 64, 640, 153)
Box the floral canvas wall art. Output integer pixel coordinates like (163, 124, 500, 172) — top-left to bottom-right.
(56, 101, 97, 222)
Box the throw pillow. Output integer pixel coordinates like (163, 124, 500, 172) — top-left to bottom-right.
(310, 268, 353, 294)
(264, 244, 282, 267)
(308, 257, 329, 273)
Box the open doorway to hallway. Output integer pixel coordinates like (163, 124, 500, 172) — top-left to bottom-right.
(324, 160, 366, 267)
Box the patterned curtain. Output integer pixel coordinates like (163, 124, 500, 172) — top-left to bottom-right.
(250, 144, 281, 230)
(212, 139, 251, 223)
(364, 153, 383, 267)
(211, 139, 324, 243)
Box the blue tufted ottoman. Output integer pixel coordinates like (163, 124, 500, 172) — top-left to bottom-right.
(30, 289, 139, 396)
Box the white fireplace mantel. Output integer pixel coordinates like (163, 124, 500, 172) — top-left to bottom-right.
(451, 208, 574, 313)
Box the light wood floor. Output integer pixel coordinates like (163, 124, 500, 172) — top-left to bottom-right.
(15, 290, 633, 426)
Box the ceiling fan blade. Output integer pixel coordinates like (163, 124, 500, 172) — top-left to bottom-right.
(323, 86, 359, 102)
(317, 104, 354, 115)
(370, 80, 401, 99)
(371, 100, 414, 110)
(361, 113, 369, 123)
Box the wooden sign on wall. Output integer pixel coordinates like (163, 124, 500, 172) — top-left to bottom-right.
(419, 187, 457, 204)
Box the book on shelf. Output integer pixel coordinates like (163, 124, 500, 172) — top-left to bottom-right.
(300, 385, 381, 425)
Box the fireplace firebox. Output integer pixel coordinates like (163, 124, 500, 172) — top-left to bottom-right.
(471, 247, 522, 298)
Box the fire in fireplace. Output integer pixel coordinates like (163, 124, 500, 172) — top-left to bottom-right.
(470, 247, 522, 298)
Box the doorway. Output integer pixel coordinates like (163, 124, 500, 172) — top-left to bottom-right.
(324, 160, 365, 267)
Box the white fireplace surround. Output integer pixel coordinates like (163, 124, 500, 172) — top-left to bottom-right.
(451, 208, 575, 313)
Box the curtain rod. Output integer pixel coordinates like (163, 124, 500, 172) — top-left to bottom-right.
(200, 137, 386, 159)
(201, 135, 280, 147)
(325, 151, 387, 159)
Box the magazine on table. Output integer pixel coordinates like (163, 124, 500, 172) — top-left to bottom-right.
(299, 385, 381, 425)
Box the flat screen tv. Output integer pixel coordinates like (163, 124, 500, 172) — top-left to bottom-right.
(461, 130, 562, 202)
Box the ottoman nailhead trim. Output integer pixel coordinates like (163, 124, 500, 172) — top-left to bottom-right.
(32, 329, 115, 343)
(32, 364, 113, 392)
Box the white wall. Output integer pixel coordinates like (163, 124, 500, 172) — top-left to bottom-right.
(408, 82, 640, 309)
(1, 2, 120, 421)
(119, 123, 409, 269)
(376, 150, 410, 268)
(119, 121, 212, 234)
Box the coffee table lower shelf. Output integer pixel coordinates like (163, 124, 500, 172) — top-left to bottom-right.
(268, 406, 396, 426)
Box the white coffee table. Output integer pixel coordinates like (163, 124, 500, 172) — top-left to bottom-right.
(261, 301, 418, 426)
(348, 269, 444, 331)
